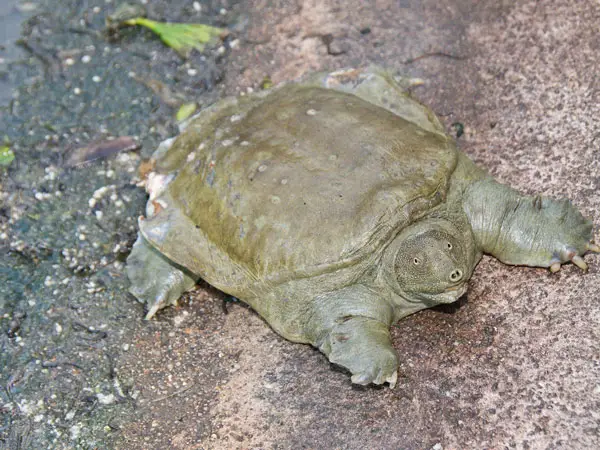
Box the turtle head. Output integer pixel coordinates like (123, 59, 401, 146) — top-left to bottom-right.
(384, 218, 472, 305)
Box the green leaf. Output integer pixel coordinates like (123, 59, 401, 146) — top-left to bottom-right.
(176, 102, 198, 121)
(0, 145, 15, 167)
(124, 18, 225, 58)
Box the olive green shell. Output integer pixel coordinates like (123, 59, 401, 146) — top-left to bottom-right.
(139, 68, 458, 293)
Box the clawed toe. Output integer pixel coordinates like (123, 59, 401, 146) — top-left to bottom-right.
(386, 370, 398, 389)
(145, 301, 166, 320)
(550, 262, 561, 273)
(549, 242, 598, 273)
(351, 369, 398, 389)
(586, 243, 600, 253)
(571, 255, 588, 271)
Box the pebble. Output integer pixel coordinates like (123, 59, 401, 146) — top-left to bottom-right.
(35, 192, 52, 201)
(73, 87, 81, 95)
(81, 55, 91, 64)
(92, 75, 101, 83)
(96, 393, 116, 405)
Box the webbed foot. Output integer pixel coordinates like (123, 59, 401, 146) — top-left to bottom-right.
(549, 242, 599, 273)
(319, 316, 399, 388)
(126, 235, 198, 319)
(533, 197, 598, 273)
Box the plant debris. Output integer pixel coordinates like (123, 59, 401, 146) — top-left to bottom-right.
(65, 136, 140, 167)
(0, 144, 15, 167)
(176, 102, 198, 122)
(121, 18, 226, 58)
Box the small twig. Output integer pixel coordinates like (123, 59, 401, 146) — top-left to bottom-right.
(147, 383, 196, 404)
(404, 51, 465, 64)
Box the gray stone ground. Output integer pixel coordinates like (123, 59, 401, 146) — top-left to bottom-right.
(1, 0, 599, 449)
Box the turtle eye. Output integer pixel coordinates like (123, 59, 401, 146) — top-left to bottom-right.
(447, 242, 453, 250)
(413, 257, 420, 265)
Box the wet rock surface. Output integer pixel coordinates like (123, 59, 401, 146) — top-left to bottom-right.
(1, 0, 599, 449)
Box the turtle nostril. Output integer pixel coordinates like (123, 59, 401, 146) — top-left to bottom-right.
(449, 269, 463, 282)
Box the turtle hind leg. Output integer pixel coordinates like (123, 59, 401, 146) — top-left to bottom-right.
(126, 235, 198, 319)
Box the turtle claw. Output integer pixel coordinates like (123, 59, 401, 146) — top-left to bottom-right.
(386, 370, 398, 389)
(550, 262, 561, 273)
(586, 243, 600, 253)
(144, 302, 163, 320)
(571, 255, 588, 271)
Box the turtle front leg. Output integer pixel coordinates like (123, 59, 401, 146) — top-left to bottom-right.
(463, 179, 599, 271)
(307, 285, 398, 387)
(126, 235, 198, 319)
(319, 316, 399, 387)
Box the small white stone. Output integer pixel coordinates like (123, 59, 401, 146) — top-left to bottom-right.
(258, 165, 268, 172)
(73, 87, 82, 95)
(96, 393, 116, 405)
(92, 6, 101, 13)
(221, 139, 235, 147)
(78, 233, 86, 241)
(92, 75, 101, 83)
(193, 1, 201, 12)
(122, 343, 130, 351)
(306, 109, 318, 116)
(88, 198, 97, 208)
(187, 68, 198, 76)
(81, 55, 91, 63)
(65, 58, 75, 66)
(55, 323, 63, 334)
(220, 8, 227, 15)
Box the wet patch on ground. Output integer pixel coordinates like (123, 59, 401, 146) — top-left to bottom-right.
(0, 0, 238, 447)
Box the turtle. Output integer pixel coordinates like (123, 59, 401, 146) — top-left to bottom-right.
(126, 66, 598, 388)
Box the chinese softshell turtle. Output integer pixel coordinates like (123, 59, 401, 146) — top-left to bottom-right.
(127, 67, 598, 387)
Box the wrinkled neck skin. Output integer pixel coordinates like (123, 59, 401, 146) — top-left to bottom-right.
(376, 199, 482, 321)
